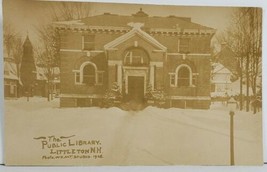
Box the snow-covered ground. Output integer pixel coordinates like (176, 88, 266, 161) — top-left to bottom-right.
(4, 97, 262, 165)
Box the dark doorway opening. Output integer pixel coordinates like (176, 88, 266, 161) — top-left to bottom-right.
(127, 76, 145, 103)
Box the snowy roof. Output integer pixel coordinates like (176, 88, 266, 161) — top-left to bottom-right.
(214, 44, 237, 58)
(3, 43, 14, 59)
(36, 67, 60, 81)
(54, 9, 215, 33)
(213, 45, 238, 74)
(3, 44, 8, 58)
(4, 60, 18, 80)
(3, 44, 18, 80)
(81, 12, 215, 30)
(212, 63, 231, 74)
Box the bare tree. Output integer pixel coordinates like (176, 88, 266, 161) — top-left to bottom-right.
(216, 7, 262, 112)
(3, 21, 23, 79)
(34, 24, 60, 101)
(248, 8, 262, 97)
(34, 1, 92, 101)
(47, 1, 92, 21)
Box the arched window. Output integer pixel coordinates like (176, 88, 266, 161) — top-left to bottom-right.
(170, 64, 194, 87)
(83, 64, 96, 85)
(177, 66, 190, 87)
(124, 48, 149, 66)
(74, 61, 104, 86)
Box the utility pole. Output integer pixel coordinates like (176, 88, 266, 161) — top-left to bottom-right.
(227, 97, 236, 165)
(230, 111, 235, 165)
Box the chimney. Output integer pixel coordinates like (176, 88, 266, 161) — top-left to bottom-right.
(132, 8, 148, 17)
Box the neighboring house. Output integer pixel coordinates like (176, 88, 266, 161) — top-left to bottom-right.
(3, 45, 19, 98)
(19, 35, 61, 98)
(54, 9, 216, 109)
(213, 43, 238, 77)
(35, 66, 60, 97)
(211, 62, 232, 97)
(212, 43, 261, 98)
(227, 77, 253, 97)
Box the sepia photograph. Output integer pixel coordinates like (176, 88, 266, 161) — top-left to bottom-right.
(2, 0, 263, 166)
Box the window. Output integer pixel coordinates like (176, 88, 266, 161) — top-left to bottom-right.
(170, 74, 175, 87)
(60, 33, 68, 48)
(170, 64, 193, 87)
(178, 38, 190, 53)
(74, 62, 104, 86)
(216, 84, 225, 92)
(75, 72, 80, 83)
(10, 85, 15, 94)
(83, 64, 95, 85)
(124, 48, 149, 66)
(211, 83, 216, 92)
(132, 55, 142, 65)
(192, 74, 197, 86)
(178, 67, 190, 87)
(97, 72, 104, 85)
(83, 35, 95, 50)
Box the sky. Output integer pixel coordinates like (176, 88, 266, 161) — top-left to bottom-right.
(3, 0, 236, 45)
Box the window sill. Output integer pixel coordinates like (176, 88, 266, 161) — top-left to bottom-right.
(82, 49, 95, 51)
(124, 64, 149, 67)
(170, 85, 196, 88)
(75, 83, 85, 85)
(75, 83, 103, 86)
(178, 85, 196, 88)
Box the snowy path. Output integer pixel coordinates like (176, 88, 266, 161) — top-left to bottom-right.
(4, 98, 263, 165)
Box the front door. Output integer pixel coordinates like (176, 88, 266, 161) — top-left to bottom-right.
(128, 76, 145, 103)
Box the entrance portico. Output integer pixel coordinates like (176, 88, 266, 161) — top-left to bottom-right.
(123, 66, 148, 95)
(123, 66, 148, 102)
(104, 22, 167, 103)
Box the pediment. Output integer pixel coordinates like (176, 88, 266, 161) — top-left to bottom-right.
(104, 27, 167, 51)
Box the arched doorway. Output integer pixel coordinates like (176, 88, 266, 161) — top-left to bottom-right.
(123, 48, 149, 66)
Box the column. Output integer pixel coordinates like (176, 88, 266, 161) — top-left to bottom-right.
(150, 65, 155, 90)
(117, 65, 122, 92)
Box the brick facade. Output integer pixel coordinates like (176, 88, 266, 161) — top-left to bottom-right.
(55, 9, 215, 109)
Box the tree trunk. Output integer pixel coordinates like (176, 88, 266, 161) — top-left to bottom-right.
(246, 55, 250, 112)
(240, 58, 243, 111)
